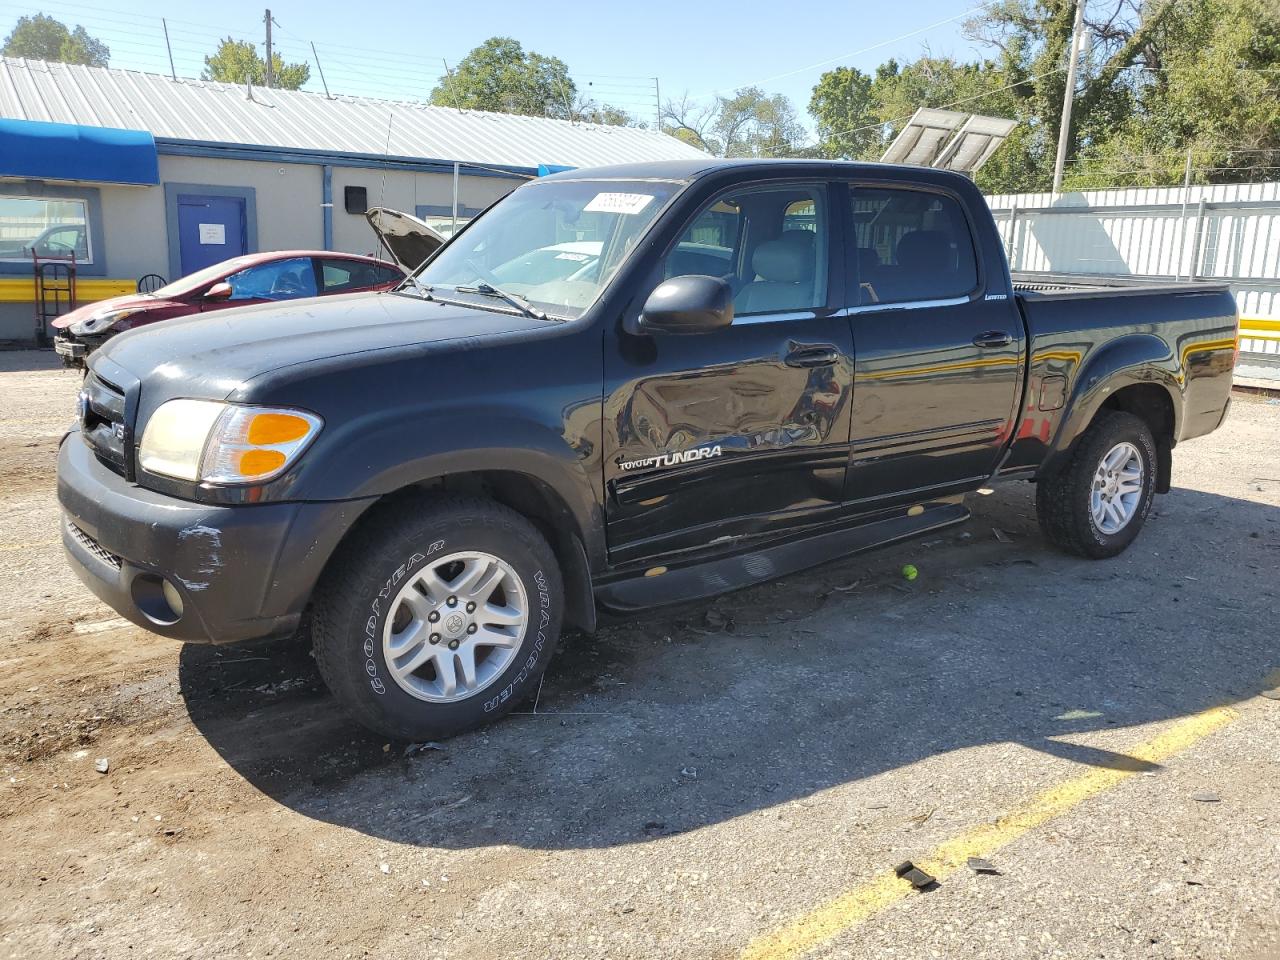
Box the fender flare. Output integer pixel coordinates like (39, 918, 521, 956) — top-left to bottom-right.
(1038, 333, 1182, 481)
(291, 412, 606, 569)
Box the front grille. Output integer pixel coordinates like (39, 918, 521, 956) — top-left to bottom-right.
(65, 519, 122, 571)
(80, 372, 129, 477)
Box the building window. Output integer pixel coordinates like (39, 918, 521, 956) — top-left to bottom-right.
(0, 195, 92, 264)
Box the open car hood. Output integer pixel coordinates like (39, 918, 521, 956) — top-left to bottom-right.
(365, 207, 446, 272)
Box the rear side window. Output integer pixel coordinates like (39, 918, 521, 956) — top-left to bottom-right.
(849, 187, 978, 305)
(320, 258, 400, 293)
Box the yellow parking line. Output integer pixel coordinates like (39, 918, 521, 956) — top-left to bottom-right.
(741, 704, 1239, 960)
(0, 539, 59, 553)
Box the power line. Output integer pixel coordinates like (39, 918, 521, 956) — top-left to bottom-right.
(819, 66, 1066, 145)
(688, 0, 1000, 98)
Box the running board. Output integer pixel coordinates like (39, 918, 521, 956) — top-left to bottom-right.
(595, 501, 971, 614)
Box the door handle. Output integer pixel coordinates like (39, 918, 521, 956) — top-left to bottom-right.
(972, 330, 1013, 348)
(785, 344, 841, 368)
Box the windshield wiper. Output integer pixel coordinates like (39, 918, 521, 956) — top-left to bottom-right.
(400, 275, 434, 300)
(454, 281, 547, 321)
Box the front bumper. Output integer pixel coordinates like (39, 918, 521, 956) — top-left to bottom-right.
(57, 430, 374, 644)
(53, 335, 88, 367)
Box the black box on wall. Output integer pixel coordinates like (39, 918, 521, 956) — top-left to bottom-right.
(344, 186, 368, 214)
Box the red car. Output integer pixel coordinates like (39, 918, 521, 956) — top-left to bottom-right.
(52, 250, 405, 367)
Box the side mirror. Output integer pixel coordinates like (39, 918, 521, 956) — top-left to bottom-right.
(626, 275, 733, 336)
(204, 282, 233, 301)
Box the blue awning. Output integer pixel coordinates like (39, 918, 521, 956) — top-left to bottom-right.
(0, 118, 159, 186)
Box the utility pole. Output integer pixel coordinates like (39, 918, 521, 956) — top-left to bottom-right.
(311, 42, 331, 99)
(161, 18, 177, 81)
(1052, 0, 1086, 194)
(263, 9, 274, 89)
(653, 77, 662, 132)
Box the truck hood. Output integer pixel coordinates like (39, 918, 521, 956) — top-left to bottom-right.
(365, 207, 445, 271)
(94, 290, 550, 393)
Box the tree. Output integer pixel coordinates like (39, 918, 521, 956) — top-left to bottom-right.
(1064, 0, 1280, 187)
(202, 38, 310, 90)
(2, 14, 109, 66)
(809, 66, 880, 159)
(580, 103, 642, 127)
(431, 37, 577, 119)
(662, 87, 807, 157)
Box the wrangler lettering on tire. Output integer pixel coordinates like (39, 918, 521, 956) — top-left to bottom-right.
(312, 496, 563, 741)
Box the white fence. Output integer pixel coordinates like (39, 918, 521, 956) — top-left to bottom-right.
(985, 182, 1280, 382)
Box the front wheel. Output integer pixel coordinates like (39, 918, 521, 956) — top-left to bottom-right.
(312, 496, 563, 740)
(1035, 410, 1157, 559)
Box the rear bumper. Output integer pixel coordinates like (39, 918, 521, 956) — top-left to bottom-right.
(57, 430, 374, 644)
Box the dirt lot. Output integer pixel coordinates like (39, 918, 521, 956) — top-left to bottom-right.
(1, 348, 1278, 960)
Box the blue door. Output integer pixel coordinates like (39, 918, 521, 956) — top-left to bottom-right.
(176, 194, 247, 275)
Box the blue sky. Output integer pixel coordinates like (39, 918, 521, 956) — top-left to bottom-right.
(4, 0, 989, 132)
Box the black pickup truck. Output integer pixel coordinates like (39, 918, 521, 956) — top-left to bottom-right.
(57, 159, 1238, 740)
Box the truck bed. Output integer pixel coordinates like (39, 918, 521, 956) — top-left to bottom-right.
(1011, 272, 1231, 299)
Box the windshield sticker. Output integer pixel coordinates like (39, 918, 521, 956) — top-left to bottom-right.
(584, 192, 655, 215)
(555, 252, 591, 261)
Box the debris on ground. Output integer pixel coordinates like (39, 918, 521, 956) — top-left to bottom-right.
(403, 742, 444, 758)
(829, 580, 862, 593)
(1191, 791, 1222, 803)
(992, 527, 1014, 543)
(967, 856, 1000, 874)
(702, 609, 732, 631)
(250, 678, 307, 695)
(94, 758, 109, 774)
(905, 808, 935, 826)
(894, 861, 937, 889)
(379, 863, 390, 875)
(679, 766, 697, 780)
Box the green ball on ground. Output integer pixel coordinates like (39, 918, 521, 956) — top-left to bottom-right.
(901, 564, 918, 581)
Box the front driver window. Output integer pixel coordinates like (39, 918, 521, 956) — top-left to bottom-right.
(225, 257, 318, 300)
(662, 184, 828, 317)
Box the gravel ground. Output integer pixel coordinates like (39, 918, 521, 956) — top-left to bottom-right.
(0, 349, 1277, 960)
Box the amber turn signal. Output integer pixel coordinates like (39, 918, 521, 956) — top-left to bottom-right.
(247, 413, 313, 445)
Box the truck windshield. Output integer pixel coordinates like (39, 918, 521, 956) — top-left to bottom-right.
(412, 179, 680, 319)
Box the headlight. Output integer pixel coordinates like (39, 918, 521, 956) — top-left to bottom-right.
(138, 400, 323, 485)
(67, 308, 137, 337)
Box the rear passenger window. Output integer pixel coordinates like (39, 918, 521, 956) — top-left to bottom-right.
(850, 187, 978, 305)
(320, 258, 392, 293)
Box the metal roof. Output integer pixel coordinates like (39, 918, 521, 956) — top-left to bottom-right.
(0, 56, 708, 172)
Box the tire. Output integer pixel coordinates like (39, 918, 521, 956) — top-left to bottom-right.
(1035, 410, 1157, 559)
(312, 495, 563, 740)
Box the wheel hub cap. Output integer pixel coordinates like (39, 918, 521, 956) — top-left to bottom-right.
(1090, 441, 1144, 535)
(381, 551, 528, 703)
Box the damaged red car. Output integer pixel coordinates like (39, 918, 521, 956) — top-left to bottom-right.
(52, 250, 406, 368)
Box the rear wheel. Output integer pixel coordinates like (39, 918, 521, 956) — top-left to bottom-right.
(312, 496, 563, 740)
(1035, 411, 1157, 559)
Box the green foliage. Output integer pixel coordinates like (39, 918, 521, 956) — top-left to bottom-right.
(430, 37, 576, 119)
(807, 0, 1280, 192)
(1066, 0, 1280, 187)
(3, 13, 109, 66)
(202, 38, 310, 90)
